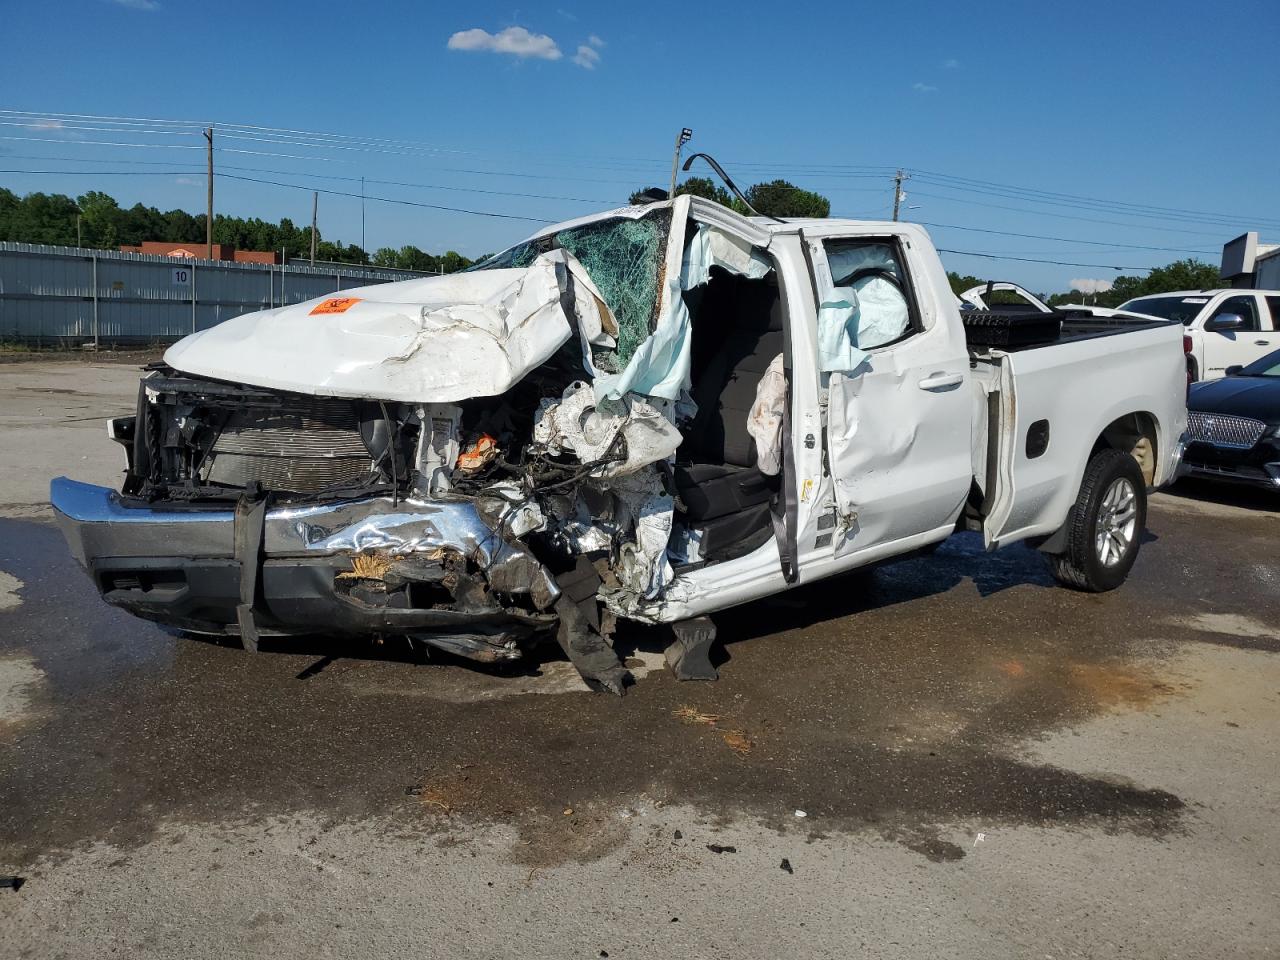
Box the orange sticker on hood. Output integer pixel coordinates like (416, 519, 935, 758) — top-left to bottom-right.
(309, 297, 361, 315)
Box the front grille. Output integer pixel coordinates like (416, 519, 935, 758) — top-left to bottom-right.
(1187, 411, 1266, 449)
(202, 398, 374, 492)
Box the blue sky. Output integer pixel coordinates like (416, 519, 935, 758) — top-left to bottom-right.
(2, 0, 1278, 293)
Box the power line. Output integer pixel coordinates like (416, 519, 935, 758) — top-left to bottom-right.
(0, 152, 206, 167)
(219, 173, 553, 223)
(0, 135, 204, 150)
(0, 169, 194, 175)
(912, 175, 1279, 232)
(911, 167, 1280, 230)
(918, 220, 1216, 255)
(936, 248, 1151, 271)
(6, 107, 1275, 228)
(907, 189, 1231, 239)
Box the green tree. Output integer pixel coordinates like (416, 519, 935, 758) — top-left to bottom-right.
(745, 180, 830, 218)
(439, 250, 472, 274)
(0, 185, 470, 268)
(1045, 259, 1221, 309)
(77, 190, 123, 248)
(676, 177, 735, 207)
(947, 271, 985, 297)
(628, 177, 831, 218)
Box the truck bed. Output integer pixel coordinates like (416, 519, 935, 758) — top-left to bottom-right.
(962, 308, 1175, 352)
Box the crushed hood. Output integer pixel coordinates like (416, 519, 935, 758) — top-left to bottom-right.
(164, 258, 573, 403)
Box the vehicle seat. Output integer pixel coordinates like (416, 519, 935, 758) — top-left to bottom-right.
(674, 269, 783, 560)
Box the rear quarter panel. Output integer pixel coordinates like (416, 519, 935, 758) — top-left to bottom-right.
(993, 323, 1187, 546)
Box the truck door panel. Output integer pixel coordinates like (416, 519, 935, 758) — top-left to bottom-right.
(801, 229, 972, 558)
(1203, 293, 1268, 376)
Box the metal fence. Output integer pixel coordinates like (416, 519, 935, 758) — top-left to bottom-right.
(0, 242, 432, 345)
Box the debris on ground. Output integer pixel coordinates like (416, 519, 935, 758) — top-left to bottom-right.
(706, 843, 737, 854)
(780, 858, 794, 874)
(673, 829, 683, 840)
(721, 729, 753, 755)
(794, 809, 807, 818)
(1, 876, 25, 891)
(673, 705, 720, 725)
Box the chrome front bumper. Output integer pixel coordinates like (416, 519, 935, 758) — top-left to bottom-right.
(50, 477, 560, 651)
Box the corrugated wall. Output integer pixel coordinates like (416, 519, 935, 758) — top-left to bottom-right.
(0, 243, 431, 343)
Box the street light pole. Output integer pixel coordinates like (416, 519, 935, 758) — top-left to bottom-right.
(892, 168, 908, 221)
(669, 128, 693, 200)
(204, 127, 214, 258)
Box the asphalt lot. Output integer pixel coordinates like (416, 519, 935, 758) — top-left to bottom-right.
(1, 359, 1278, 959)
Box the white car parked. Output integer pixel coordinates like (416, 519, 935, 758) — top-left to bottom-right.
(1117, 290, 1280, 382)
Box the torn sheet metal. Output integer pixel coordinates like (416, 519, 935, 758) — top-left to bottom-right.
(533, 381, 682, 478)
(532, 381, 678, 599)
(610, 470, 675, 600)
(747, 353, 787, 476)
(544, 249, 618, 354)
(164, 258, 573, 404)
(275, 495, 560, 610)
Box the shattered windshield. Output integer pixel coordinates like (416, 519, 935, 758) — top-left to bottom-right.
(471, 211, 672, 370)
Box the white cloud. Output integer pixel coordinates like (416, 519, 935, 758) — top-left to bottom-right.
(912, 82, 937, 93)
(1070, 278, 1114, 294)
(112, 0, 161, 10)
(447, 26, 562, 60)
(587, 34, 605, 47)
(572, 44, 601, 69)
(174, 177, 200, 186)
(942, 58, 960, 69)
(556, 8, 578, 20)
(29, 119, 63, 130)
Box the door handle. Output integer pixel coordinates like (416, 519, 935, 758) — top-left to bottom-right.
(918, 372, 963, 390)
(1255, 340, 1269, 346)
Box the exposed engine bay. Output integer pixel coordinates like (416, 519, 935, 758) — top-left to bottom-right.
(78, 198, 793, 693)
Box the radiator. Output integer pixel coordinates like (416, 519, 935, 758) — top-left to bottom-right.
(202, 397, 374, 492)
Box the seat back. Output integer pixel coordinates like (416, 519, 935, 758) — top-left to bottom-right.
(684, 271, 783, 467)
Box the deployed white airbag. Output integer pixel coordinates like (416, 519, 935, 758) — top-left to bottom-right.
(817, 276, 911, 373)
(747, 353, 787, 476)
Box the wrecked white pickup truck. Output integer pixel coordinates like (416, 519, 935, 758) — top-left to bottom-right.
(52, 194, 1188, 692)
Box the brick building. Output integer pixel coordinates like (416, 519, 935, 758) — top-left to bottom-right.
(118, 241, 280, 265)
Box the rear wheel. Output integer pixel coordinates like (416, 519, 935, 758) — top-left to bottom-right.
(1049, 449, 1147, 592)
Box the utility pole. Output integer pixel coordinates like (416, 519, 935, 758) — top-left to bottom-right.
(75, 213, 81, 247)
(310, 191, 318, 266)
(669, 128, 693, 200)
(204, 127, 214, 258)
(892, 169, 908, 221)
(360, 176, 366, 252)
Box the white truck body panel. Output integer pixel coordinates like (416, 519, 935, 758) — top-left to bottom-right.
(979, 323, 1188, 549)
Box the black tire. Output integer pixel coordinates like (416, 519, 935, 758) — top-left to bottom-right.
(1048, 449, 1147, 592)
